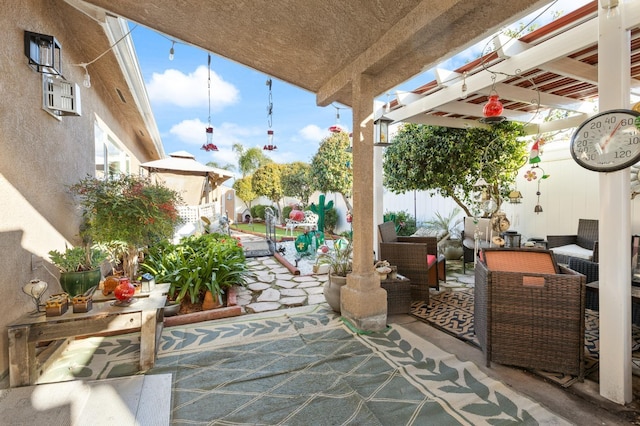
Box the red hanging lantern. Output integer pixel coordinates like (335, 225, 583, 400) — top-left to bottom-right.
(483, 94, 504, 117)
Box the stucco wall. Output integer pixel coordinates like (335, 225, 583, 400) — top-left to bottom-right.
(0, 1, 158, 378)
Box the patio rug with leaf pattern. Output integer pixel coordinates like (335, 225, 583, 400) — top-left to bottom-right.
(410, 289, 640, 387)
(35, 305, 570, 425)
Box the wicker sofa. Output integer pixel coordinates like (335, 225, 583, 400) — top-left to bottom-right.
(547, 218, 599, 264)
(378, 221, 445, 301)
(474, 248, 586, 379)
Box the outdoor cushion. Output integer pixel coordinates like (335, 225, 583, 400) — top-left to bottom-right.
(427, 254, 437, 267)
(550, 244, 593, 261)
(482, 249, 557, 274)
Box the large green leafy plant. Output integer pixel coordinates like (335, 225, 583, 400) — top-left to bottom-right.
(141, 233, 249, 303)
(383, 122, 527, 217)
(70, 174, 183, 280)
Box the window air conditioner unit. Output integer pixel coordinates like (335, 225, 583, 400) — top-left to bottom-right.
(43, 75, 81, 117)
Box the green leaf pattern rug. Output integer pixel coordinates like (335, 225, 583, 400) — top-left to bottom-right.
(37, 305, 569, 425)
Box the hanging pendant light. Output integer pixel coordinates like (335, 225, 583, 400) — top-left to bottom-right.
(329, 104, 347, 133)
(201, 53, 218, 152)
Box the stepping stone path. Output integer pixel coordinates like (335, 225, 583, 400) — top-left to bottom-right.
(233, 230, 474, 315)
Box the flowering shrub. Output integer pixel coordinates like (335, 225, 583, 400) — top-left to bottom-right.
(70, 174, 183, 279)
(141, 233, 249, 304)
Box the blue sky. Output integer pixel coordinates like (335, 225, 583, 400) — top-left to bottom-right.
(130, 27, 354, 170)
(129, 0, 587, 173)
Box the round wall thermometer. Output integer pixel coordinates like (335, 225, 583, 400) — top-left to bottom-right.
(569, 109, 640, 172)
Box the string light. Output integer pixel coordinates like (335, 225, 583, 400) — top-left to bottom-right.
(79, 64, 91, 88)
(169, 41, 175, 61)
(329, 104, 347, 133)
(461, 71, 468, 99)
(71, 25, 137, 89)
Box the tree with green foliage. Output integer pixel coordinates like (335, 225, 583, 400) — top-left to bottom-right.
(233, 143, 272, 177)
(206, 161, 236, 172)
(252, 163, 285, 221)
(383, 122, 527, 217)
(233, 176, 257, 210)
(281, 161, 313, 206)
(310, 132, 353, 210)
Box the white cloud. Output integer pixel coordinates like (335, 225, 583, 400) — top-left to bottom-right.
(298, 124, 327, 142)
(147, 66, 239, 110)
(169, 119, 262, 148)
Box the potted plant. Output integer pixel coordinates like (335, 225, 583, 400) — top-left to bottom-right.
(317, 238, 352, 312)
(423, 208, 464, 260)
(69, 174, 183, 282)
(141, 233, 249, 312)
(48, 245, 107, 296)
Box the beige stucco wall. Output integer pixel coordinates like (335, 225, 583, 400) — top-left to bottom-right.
(0, 0, 159, 378)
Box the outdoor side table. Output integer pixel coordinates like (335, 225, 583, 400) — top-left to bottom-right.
(7, 284, 168, 388)
(380, 275, 412, 314)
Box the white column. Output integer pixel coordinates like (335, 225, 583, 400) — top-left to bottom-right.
(598, 0, 632, 404)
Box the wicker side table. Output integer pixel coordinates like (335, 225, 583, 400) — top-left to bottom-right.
(380, 275, 412, 314)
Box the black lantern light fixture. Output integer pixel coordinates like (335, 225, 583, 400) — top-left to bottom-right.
(374, 115, 393, 146)
(24, 31, 62, 76)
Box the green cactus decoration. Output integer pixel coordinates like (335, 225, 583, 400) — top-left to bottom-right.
(310, 194, 333, 234)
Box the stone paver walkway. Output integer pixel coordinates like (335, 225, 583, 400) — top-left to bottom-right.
(232, 230, 473, 315)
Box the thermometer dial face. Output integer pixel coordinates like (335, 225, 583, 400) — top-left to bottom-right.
(570, 109, 640, 172)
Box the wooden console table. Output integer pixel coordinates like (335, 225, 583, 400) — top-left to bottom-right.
(7, 284, 168, 388)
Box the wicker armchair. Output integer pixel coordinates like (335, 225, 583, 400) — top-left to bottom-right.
(378, 222, 445, 301)
(474, 248, 586, 379)
(547, 219, 599, 264)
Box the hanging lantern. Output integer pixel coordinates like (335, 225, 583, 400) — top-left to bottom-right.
(483, 94, 504, 117)
(479, 75, 506, 124)
(374, 115, 393, 145)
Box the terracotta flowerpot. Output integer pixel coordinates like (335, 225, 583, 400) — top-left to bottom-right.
(202, 290, 222, 310)
(323, 274, 347, 313)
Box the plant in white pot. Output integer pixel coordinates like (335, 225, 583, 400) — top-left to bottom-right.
(317, 238, 352, 312)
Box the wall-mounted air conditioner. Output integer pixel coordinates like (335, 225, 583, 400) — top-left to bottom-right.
(43, 75, 81, 117)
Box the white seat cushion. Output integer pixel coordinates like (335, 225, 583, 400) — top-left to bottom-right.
(551, 244, 593, 260)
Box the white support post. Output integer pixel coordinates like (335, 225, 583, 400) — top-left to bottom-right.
(598, 1, 632, 404)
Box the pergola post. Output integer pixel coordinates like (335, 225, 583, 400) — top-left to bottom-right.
(598, 1, 632, 403)
(340, 73, 388, 331)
